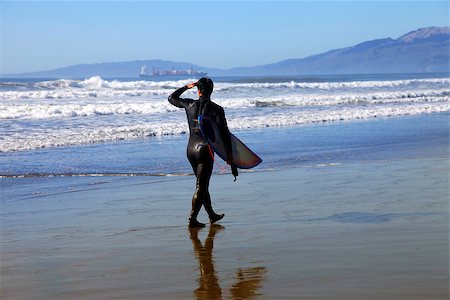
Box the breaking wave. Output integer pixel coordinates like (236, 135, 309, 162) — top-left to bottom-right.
(1, 101, 447, 152)
(1, 76, 449, 100)
(0, 76, 192, 100)
(1, 75, 448, 152)
(216, 77, 450, 91)
(0, 101, 178, 119)
(1, 90, 448, 120)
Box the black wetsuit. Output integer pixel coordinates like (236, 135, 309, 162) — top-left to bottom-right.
(168, 85, 233, 226)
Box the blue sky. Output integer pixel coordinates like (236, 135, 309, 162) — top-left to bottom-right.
(1, 1, 449, 74)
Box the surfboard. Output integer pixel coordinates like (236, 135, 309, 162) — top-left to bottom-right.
(198, 115, 262, 169)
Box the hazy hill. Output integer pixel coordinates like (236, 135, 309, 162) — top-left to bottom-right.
(4, 26, 449, 78)
(228, 27, 450, 75)
(9, 60, 218, 79)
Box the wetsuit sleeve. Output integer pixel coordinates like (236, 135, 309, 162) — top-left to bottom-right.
(168, 86, 191, 108)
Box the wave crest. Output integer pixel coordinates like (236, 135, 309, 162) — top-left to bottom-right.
(2, 77, 449, 100)
(1, 102, 447, 152)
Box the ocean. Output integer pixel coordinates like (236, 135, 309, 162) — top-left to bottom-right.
(0, 73, 449, 177)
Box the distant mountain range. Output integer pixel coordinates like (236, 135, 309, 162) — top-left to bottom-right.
(4, 26, 449, 78)
(228, 27, 450, 75)
(7, 60, 217, 79)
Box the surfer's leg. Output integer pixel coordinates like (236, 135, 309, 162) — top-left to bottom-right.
(190, 200, 204, 227)
(189, 172, 205, 227)
(204, 192, 225, 224)
(197, 162, 224, 224)
(189, 161, 215, 227)
(187, 159, 204, 227)
(190, 161, 215, 227)
(187, 143, 223, 226)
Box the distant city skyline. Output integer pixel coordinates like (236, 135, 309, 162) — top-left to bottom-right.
(1, 1, 449, 74)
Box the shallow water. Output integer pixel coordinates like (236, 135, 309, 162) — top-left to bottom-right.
(1, 112, 448, 178)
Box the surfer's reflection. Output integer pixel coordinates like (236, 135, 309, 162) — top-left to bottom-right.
(189, 225, 266, 300)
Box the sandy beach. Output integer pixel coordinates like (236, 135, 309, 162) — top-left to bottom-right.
(1, 155, 448, 299)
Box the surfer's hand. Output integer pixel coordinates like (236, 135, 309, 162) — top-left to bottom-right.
(231, 164, 238, 182)
(186, 82, 197, 89)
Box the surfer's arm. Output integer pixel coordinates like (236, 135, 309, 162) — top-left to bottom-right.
(168, 86, 190, 108)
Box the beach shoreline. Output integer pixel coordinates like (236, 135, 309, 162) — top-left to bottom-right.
(1, 112, 448, 177)
(1, 154, 448, 299)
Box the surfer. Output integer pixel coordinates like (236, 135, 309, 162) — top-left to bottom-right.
(168, 77, 238, 227)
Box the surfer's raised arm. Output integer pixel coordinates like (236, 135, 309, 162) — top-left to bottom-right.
(168, 83, 196, 108)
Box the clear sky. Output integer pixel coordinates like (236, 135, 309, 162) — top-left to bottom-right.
(1, 1, 449, 74)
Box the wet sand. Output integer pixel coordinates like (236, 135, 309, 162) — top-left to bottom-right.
(1, 158, 448, 299)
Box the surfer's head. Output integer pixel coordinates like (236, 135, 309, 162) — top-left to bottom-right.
(196, 77, 213, 98)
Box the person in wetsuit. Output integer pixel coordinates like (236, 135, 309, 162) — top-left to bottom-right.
(168, 77, 238, 228)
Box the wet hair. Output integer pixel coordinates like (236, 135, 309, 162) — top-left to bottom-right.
(196, 77, 214, 98)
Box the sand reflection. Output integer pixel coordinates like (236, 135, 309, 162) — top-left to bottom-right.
(189, 225, 266, 300)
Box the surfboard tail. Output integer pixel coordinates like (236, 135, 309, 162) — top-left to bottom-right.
(199, 115, 262, 169)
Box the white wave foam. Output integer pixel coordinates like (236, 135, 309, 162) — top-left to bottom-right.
(0, 101, 178, 119)
(2, 77, 448, 100)
(215, 78, 450, 91)
(35, 76, 192, 90)
(1, 89, 448, 120)
(218, 89, 450, 108)
(227, 102, 449, 130)
(2, 102, 448, 152)
(0, 121, 189, 152)
(0, 88, 174, 100)
(75, 76, 193, 90)
(0, 76, 196, 100)
(2, 76, 448, 152)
